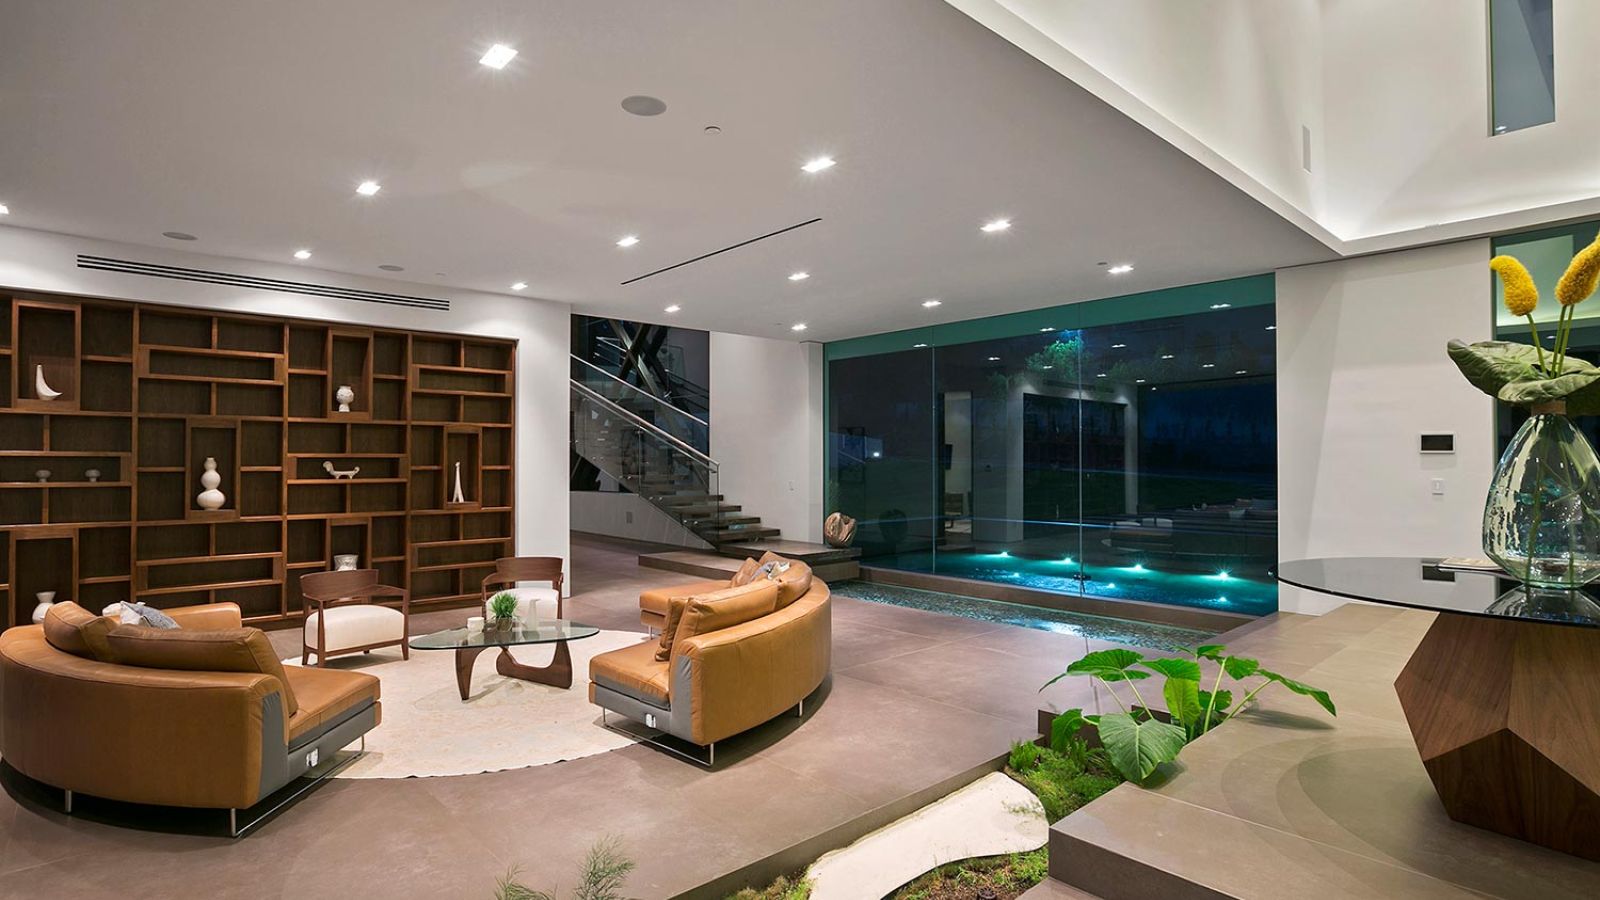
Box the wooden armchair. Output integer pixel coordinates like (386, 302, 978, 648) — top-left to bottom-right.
(480, 557, 565, 622)
(300, 569, 411, 667)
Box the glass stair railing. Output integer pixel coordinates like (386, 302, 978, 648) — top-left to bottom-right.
(583, 343, 711, 421)
(570, 380, 779, 546)
(572, 355, 709, 453)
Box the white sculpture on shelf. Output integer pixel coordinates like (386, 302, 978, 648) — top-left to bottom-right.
(34, 365, 62, 401)
(323, 460, 360, 480)
(196, 456, 226, 510)
(31, 591, 56, 624)
(333, 554, 359, 571)
(335, 384, 355, 413)
(34, 469, 50, 483)
(452, 461, 466, 503)
(84, 468, 101, 483)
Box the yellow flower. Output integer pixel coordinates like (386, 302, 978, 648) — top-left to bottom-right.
(1556, 233, 1600, 307)
(1490, 255, 1538, 316)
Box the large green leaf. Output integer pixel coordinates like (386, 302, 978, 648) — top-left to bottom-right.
(1222, 655, 1259, 680)
(1163, 676, 1203, 730)
(1198, 689, 1233, 718)
(1192, 645, 1226, 661)
(1050, 709, 1087, 753)
(1141, 657, 1201, 681)
(1447, 339, 1600, 409)
(1447, 340, 1545, 397)
(1066, 648, 1150, 682)
(1096, 712, 1189, 783)
(1259, 669, 1337, 717)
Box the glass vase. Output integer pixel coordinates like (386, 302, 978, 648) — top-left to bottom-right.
(1483, 410, 1600, 587)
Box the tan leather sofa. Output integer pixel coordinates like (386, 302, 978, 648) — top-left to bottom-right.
(0, 602, 380, 825)
(590, 554, 831, 760)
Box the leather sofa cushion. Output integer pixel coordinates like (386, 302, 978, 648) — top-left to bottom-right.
(106, 625, 299, 716)
(42, 602, 116, 662)
(656, 580, 776, 662)
(757, 552, 814, 609)
(639, 579, 729, 621)
(670, 580, 779, 663)
(591, 639, 671, 707)
(284, 664, 380, 742)
(730, 558, 762, 586)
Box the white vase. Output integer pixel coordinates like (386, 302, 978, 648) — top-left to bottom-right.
(333, 554, 359, 571)
(452, 461, 466, 503)
(335, 384, 355, 413)
(34, 364, 62, 401)
(196, 457, 226, 510)
(31, 591, 56, 624)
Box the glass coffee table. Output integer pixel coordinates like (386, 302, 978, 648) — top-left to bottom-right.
(410, 620, 600, 701)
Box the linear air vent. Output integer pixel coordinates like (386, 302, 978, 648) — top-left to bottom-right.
(621, 218, 822, 286)
(75, 255, 450, 311)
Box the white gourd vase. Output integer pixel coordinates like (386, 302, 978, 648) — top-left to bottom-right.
(31, 591, 56, 624)
(335, 384, 355, 413)
(34, 364, 62, 400)
(196, 457, 226, 510)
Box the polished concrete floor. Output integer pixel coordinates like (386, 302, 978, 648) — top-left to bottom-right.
(0, 536, 1145, 899)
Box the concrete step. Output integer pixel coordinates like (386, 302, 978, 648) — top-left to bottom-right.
(702, 526, 781, 542)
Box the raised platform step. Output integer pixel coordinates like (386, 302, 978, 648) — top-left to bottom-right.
(639, 540, 861, 582)
(702, 526, 782, 542)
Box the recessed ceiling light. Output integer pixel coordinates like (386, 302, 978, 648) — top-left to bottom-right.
(1041, 365, 1054, 370)
(378, 264, 404, 272)
(802, 156, 837, 174)
(1135, 378, 1147, 383)
(1201, 363, 1216, 368)
(1235, 370, 1248, 375)
(1160, 354, 1174, 360)
(616, 235, 640, 248)
(1038, 327, 1054, 333)
(1111, 343, 1127, 349)
(1209, 303, 1231, 309)
(356, 180, 381, 196)
(293, 249, 312, 260)
(791, 323, 808, 332)
(0, 204, 9, 215)
(664, 304, 681, 313)
(1096, 373, 1107, 378)
(479, 44, 518, 69)
(788, 271, 810, 282)
(1265, 325, 1277, 331)
(921, 299, 942, 308)
(621, 95, 667, 116)
(1107, 264, 1134, 275)
(510, 281, 527, 291)
(987, 356, 1001, 362)
(981, 218, 1012, 233)
(703, 125, 722, 135)
(913, 343, 929, 349)
(162, 231, 197, 241)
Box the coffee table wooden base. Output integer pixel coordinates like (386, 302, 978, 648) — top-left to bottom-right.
(454, 640, 574, 700)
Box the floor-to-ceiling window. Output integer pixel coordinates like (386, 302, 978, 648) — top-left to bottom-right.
(826, 276, 1279, 616)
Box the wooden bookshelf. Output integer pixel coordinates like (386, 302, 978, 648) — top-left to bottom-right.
(0, 292, 516, 626)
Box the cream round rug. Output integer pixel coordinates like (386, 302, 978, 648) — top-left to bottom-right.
(285, 629, 647, 779)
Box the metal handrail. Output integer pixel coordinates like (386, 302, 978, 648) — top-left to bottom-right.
(570, 380, 719, 469)
(571, 355, 709, 428)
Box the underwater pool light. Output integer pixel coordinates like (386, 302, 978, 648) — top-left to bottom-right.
(1215, 570, 1231, 580)
(1125, 563, 1147, 573)
(1060, 556, 1074, 565)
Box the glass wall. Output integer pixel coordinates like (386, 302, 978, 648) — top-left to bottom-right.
(826, 276, 1279, 617)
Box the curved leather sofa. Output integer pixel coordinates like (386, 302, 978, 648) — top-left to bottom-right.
(590, 559, 831, 752)
(0, 602, 379, 814)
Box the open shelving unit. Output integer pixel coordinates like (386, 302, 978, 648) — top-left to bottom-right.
(0, 292, 516, 626)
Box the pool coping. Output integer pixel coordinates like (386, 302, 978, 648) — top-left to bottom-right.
(860, 565, 1256, 633)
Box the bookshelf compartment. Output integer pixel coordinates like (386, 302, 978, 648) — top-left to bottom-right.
(412, 394, 456, 423)
(77, 581, 128, 611)
(373, 333, 406, 376)
(229, 582, 283, 620)
(329, 330, 373, 418)
(372, 380, 404, 421)
(462, 510, 513, 540)
(351, 424, 405, 455)
(0, 490, 44, 527)
(139, 381, 210, 416)
(217, 383, 283, 418)
(142, 556, 278, 592)
(238, 471, 282, 517)
(82, 305, 133, 358)
(139, 310, 213, 349)
(216, 319, 284, 355)
(287, 519, 325, 565)
(330, 521, 367, 566)
(137, 524, 208, 560)
(136, 473, 186, 522)
(464, 342, 513, 371)
(288, 373, 327, 419)
(293, 456, 399, 480)
(483, 429, 511, 467)
(145, 349, 278, 382)
(0, 415, 43, 450)
(372, 516, 404, 559)
(14, 301, 79, 409)
(288, 326, 327, 371)
(137, 418, 185, 468)
(49, 486, 131, 524)
(240, 420, 284, 468)
(80, 526, 132, 581)
(13, 534, 75, 626)
(351, 483, 405, 513)
(290, 484, 344, 516)
(410, 472, 442, 511)
(0, 455, 124, 484)
(80, 360, 133, 413)
(216, 521, 280, 555)
(54, 416, 131, 453)
(287, 422, 343, 454)
(411, 338, 459, 367)
(187, 422, 238, 519)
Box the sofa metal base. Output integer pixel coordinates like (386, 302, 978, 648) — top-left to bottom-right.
(227, 744, 363, 837)
(600, 710, 716, 767)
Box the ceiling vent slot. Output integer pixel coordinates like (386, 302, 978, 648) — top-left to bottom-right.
(621, 218, 822, 286)
(75, 255, 450, 311)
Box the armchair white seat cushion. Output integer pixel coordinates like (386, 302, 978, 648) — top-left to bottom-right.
(483, 587, 559, 622)
(304, 604, 407, 653)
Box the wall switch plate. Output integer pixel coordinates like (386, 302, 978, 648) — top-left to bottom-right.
(1431, 478, 1445, 495)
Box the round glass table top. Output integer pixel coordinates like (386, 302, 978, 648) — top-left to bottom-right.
(1277, 557, 1600, 628)
(408, 619, 601, 650)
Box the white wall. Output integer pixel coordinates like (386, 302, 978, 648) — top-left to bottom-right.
(1276, 239, 1494, 613)
(0, 224, 572, 573)
(709, 333, 824, 543)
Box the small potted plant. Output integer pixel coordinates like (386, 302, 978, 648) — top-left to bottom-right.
(487, 591, 520, 632)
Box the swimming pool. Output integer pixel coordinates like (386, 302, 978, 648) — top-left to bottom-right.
(864, 549, 1278, 617)
(830, 580, 1213, 651)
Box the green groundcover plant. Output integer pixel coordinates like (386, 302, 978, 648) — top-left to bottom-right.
(496, 836, 633, 900)
(1042, 645, 1336, 784)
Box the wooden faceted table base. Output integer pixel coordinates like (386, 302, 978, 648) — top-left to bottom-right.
(1394, 612, 1600, 859)
(454, 640, 574, 701)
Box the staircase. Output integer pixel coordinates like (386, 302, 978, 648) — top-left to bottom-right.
(570, 370, 781, 548)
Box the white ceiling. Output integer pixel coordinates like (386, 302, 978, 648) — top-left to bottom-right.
(0, 0, 1334, 342)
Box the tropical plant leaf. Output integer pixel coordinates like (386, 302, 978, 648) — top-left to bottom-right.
(1497, 368, 1600, 407)
(1141, 657, 1201, 681)
(1221, 655, 1259, 680)
(1447, 340, 1547, 398)
(1259, 669, 1337, 717)
(1065, 648, 1150, 682)
(1050, 708, 1087, 753)
(1192, 644, 1226, 661)
(1095, 712, 1189, 783)
(1198, 689, 1233, 718)
(1163, 675, 1203, 730)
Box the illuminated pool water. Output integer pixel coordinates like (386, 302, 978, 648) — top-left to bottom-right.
(865, 550, 1278, 617)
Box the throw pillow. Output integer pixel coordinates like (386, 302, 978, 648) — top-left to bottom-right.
(41, 602, 117, 661)
(729, 557, 761, 587)
(757, 552, 815, 609)
(666, 580, 780, 662)
(105, 625, 298, 715)
(119, 601, 180, 629)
